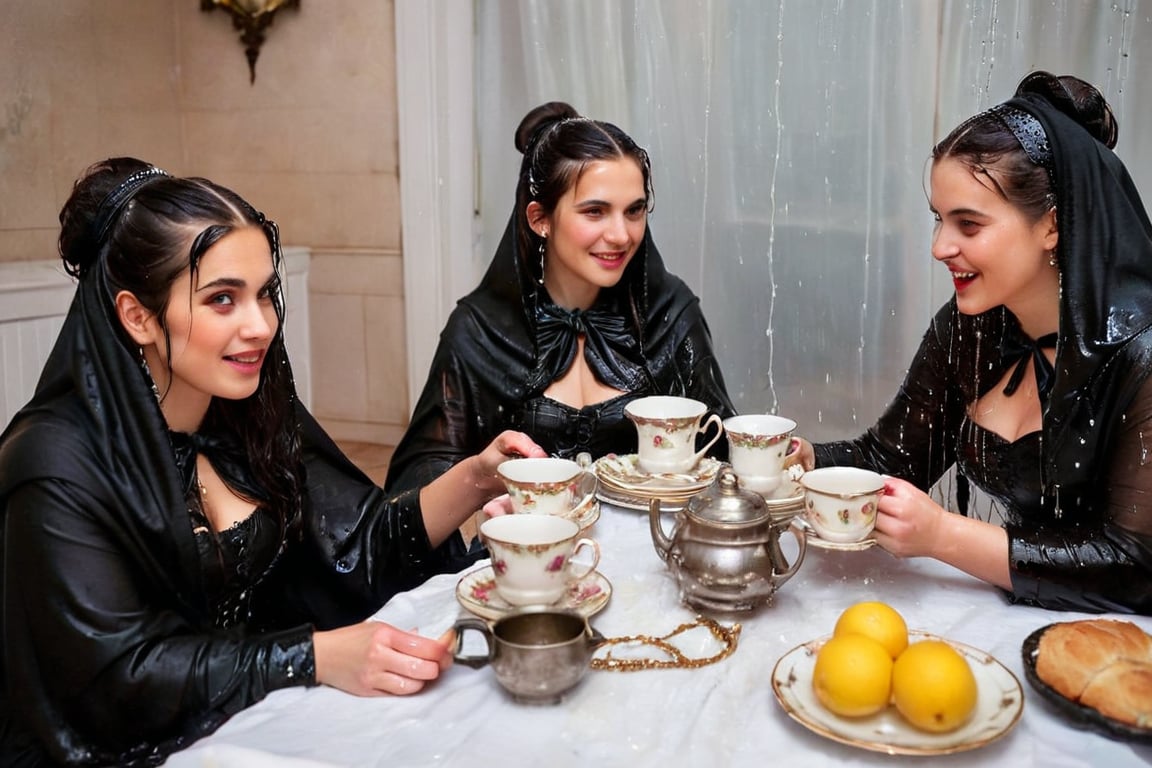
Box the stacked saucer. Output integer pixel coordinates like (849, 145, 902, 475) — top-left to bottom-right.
(593, 453, 722, 511)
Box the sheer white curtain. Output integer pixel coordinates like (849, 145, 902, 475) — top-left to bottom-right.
(475, 1, 1151, 441)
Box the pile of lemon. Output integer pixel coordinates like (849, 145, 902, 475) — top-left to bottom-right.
(810, 601, 978, 733)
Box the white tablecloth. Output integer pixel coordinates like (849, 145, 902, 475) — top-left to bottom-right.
(168, 504, 1152, 767)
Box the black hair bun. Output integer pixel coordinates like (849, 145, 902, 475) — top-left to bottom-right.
(1016, 71, 1118, 149)
(515, 101, 582, 154)
(58, 157, 153, 276)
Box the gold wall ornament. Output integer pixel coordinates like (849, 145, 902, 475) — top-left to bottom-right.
(201, 0, 301, 84)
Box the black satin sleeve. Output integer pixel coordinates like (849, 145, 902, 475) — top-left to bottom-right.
(251, 404, 477, 631)
(672, 301, 737, 422)
(813, 301, 970, 489)
(1, 478, 314, 767)
(385, 330, 483, 493)
(1006, 374, 1152, 614)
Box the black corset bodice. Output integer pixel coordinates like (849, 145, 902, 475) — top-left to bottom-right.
(191, 506, 283, 628)
(509, 393, 639, 460)
(956, 416, 1043, 523)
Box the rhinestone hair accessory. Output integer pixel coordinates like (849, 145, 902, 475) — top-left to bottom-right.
(91, 166, 170, 244)
(989, 105, 1053, 171)
(526, 116, 596, 198)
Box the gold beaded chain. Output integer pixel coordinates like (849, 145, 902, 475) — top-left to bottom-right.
(590, 616, 742, 671)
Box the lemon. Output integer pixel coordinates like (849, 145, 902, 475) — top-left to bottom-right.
(891, 640, 978, 732)
(811, 634, 894, 717)
(833, 601, 909, 660)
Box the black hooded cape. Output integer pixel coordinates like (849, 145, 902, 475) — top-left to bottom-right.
(816, 94, 1152, 614)
(0, 256, 465, 765)
(386, 214, 735, 491)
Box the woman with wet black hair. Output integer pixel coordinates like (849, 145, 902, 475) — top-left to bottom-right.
(387, 101, 735, 491)
(0, 157, 543, 766)
(795, 72, 1152, 614)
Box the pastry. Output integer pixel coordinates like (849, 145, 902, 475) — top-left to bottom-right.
(1034, 618, 1152, 728)
(1079, 659, 1152, 728)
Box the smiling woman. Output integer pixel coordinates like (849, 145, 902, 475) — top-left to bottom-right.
(386, 101, 736, 493)
(0, 157, 543, 766)
(795, 72, 1152, 616)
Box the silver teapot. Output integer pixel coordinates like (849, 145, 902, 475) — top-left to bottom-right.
(649, 465, 806, 612)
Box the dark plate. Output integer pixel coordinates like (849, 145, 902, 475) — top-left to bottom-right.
(1021, 624, 1152, 743)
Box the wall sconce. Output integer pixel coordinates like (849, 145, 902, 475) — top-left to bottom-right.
(201, 0, 300, 84)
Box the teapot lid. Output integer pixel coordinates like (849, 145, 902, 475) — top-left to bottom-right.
(685, 466, 771, 526)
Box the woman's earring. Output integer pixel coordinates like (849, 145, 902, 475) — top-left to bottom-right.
(537, 233, 547, 285)
(139, 346, 160, 400)
(1048, 251, 1058, 267)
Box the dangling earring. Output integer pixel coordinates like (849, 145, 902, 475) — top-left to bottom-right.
(537, 232, 547, 285)
(1048, 251, 1058, 267)
(139, 346, 160, 401)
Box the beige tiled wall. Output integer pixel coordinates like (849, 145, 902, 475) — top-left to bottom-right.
(0, 0, 409, 441)
(310, 248, 409, 445)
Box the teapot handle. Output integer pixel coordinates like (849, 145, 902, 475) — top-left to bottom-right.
(771, 523, 807, 586)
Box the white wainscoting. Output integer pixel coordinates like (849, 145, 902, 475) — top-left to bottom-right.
(0, 248, 311, 430)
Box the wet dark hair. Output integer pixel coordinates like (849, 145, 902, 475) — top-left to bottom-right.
(58, 157, 302, 533)
(932, 71, 1118, 222)
(513, 101, 654, 278)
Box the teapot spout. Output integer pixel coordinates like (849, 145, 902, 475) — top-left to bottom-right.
(648, 498, 672, 562)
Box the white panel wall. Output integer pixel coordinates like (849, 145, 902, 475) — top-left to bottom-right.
(0, 248, 311, 431)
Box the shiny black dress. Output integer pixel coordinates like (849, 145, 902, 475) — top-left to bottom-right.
(0, 268, 466, 765)
(386, 216, 735, 491)
(817, 93, 1152, 615)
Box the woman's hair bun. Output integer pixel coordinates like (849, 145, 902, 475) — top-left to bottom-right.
(515, 101, 582, 154)
(1016, 71, 1118, 149)
(58, 157, 153, 276)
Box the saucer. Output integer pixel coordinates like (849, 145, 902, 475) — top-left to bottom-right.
(559, 491, 601, 532)
(594, 453, 721, 496)
(792, 519, 877, 551)
(595, 485, 687, 513)
(455, 565, 612, 621)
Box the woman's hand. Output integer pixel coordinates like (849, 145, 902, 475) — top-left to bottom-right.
(313, 621, 455, 697)
(789, 438, 816, 472)
(872, 476, 947, 558)
(482, 493, 515, 518)
(420, 431, 545, 545)
(470, 430, 547, 495)
(873, 475, 1013, 589)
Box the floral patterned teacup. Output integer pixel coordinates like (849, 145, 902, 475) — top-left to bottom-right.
(497, 457, 584, 516)
(799, 466, 885, 543)
(625, 396, 724, 475)
(480, 515, 600, 606)
(723, 414, 799, 496)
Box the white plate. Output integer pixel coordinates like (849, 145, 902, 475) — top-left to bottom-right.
(455, 565, 612, 621)
(594, 453, 721, 495)
(771, 630, 1024, 755)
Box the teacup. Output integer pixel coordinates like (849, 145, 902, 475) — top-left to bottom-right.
(480, 515, 600, 606)
(452, 609, 605, 704)
(625, 395, 724, 475)
(799, 466, 885, 543)
(723, 414, 798, 495)
(497, 457, 584, 516)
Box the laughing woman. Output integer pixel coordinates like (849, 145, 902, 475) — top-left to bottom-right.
(386, 101, 735, 491)
(0, 158, 542, 766)
(795, 72, 1152, 614)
